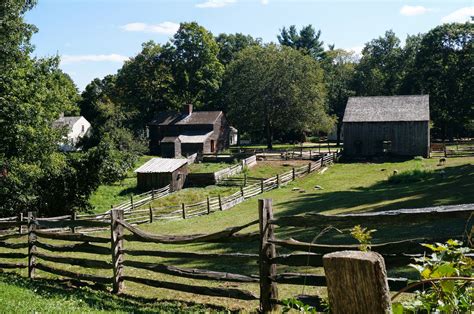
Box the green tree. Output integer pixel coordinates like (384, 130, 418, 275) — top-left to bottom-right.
(164, 22, 224, 109)
(277, 25, 325, 59)
(223, 44, 334, 148)
(215, 33, 261, 65)
(321, 48, 356, 145)
(411, 23, 473, 139)
(353, 30, 403, 96)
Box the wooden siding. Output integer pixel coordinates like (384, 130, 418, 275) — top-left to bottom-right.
(137, 164, 188, 191)
(343, 121, 429, 157)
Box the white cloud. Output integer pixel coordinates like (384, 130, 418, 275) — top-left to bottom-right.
(400, 5, 430, 16)
(261, 0, 269, 5)
(61, 54, 128, 65)
(120, 22, 180, 35)
(196, 0, 236, 8)
(441, 7, 474, 23)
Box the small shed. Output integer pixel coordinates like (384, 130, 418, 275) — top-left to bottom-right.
(134, 158, 188, 191)
(343, 95, 430, 158)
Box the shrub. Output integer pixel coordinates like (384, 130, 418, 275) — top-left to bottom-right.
(388, 169, 433, 184)
(392, 240, 473, 313)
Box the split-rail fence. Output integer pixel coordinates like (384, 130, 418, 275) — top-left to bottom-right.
(0, 199, 471, 312)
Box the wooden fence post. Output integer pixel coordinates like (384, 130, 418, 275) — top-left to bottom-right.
(240, 186, 245, 197)
(70, 212, 77, 233)
(244, 174, 247, 187)
(206, 197, 211, 214)
(130, 195, 134, 210)
(18, 212, 23, 234)
(276, 174, 280, 188)
(218, 195, 223, 211)
(260, 179, 264, 193)
(149, 204, 153, 223)
(292, 168, 296, 180)
(182, 203, 186, 219)
(309, 150, 312, 160)
(258, 199, 278, 312)
(323, 251, 391, 314)
(151, 188, 155, 200)
(308, 162, 312, 173)
(110, 209, 124, 294)
(27, 211, 37, 279)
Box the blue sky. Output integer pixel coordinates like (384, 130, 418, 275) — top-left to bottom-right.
(26, 0, 473, 91)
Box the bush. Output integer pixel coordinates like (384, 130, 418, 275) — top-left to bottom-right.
(388, 169, 433, 184)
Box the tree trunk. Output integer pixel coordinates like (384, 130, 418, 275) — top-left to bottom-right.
(336, 122, 342, 146)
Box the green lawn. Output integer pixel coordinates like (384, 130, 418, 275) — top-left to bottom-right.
(189, 162, 233, 173)
(89, 155, 154, 213)
(1, 156, 472, 312)
(239, 160, 311, 179)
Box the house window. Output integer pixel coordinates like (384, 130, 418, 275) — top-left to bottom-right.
(382, 140, 392, 154)
(81, 125, 85, 132)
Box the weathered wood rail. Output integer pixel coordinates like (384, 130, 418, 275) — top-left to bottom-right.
(257, 199, 473, 312)
(0, 199, 472, 312)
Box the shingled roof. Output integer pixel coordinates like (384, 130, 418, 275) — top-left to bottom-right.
(149, 111, 222, 126)
(343, 95, 429, 123)
(134, 158, 188, 173)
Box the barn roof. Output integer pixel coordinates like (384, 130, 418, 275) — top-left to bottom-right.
(134, 158, 188, 173)
(149, 111, 222, 126)
(343, 95, 429, 123)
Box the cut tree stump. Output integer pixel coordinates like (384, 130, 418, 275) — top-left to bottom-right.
(323, 250, 391, 314)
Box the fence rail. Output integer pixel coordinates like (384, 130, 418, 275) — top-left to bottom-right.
(0, 199, 471, 311)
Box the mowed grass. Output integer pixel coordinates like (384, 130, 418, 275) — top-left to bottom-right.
(189, 162, 235, 173)
(1, 156, 472, 312)
(240, 160, 311, 179)
(89, 155, 154, 213)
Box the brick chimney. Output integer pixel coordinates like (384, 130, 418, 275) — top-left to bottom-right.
(182, 104, 193, 116)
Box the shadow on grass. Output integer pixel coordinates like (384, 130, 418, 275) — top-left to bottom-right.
(0, 272, 229, 313)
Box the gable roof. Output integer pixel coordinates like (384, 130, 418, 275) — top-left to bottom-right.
(149, 111, 222, 126)
(134, 158, 188, 173)
(343, 95, 429, 123)
(53, 116, 84, 128)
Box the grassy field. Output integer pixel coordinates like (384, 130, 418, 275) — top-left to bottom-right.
(89, 155, 154, 213)
(240, 160, 311, 179)
(1, 156, 472, 312)
(188, 162, 233, 173)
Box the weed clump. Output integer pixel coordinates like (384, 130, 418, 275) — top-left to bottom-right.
(388, 169, 433, 184)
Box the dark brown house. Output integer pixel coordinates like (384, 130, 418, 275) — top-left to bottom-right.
(148, 105, 232, 157)
(134, 158, 188, 191)
(343, 95, 430, 158)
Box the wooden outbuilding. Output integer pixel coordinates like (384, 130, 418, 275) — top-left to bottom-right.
(343, 95, 430, 158)
(134, 158, 188, 191)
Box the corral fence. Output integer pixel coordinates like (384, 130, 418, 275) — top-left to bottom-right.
(110, 184, 171, 212)
(0, 201, 471, 311)
(430, 139, 474, 157)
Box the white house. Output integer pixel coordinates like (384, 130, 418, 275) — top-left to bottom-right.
(53, 115, 91, 151)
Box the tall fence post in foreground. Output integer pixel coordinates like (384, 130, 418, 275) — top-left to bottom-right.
(258, 199, 278, 313)
(111, 209, 124, 294)
(27, 211, 37, 279)
(292, 168, 296, 180)
(182, 203, 186, 219)
(323, 251, 391, 314)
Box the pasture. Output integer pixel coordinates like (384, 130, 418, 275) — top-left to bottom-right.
(0, 156, 472, 311)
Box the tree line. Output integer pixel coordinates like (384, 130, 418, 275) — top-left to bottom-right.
(1, 0, 472, 216)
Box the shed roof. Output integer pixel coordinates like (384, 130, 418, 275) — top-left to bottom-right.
(149, 111, 222, 126)
(343, 95, 429, 123)
(134, 158, 188, 173)
(178, 131, 213, 144)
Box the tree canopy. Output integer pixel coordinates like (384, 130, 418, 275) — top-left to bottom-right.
(278, 25, 325, 59)
(223, 44, 334, 148)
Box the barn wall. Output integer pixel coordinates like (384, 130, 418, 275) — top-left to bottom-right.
(213, 114, 230, 152)
(343, 121, 429, 157)
(170, 164, 188, 191)
(161, 141, 181, 158)
(137, 172, 172, 191)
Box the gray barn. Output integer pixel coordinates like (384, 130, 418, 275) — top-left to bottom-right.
(134, 158, 188, 191)
(343, 95, 430, 158)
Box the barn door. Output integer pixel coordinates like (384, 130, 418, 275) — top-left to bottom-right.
(210, 140, 215, 152)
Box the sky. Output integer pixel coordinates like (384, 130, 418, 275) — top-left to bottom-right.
(25, 0, 473, 91)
